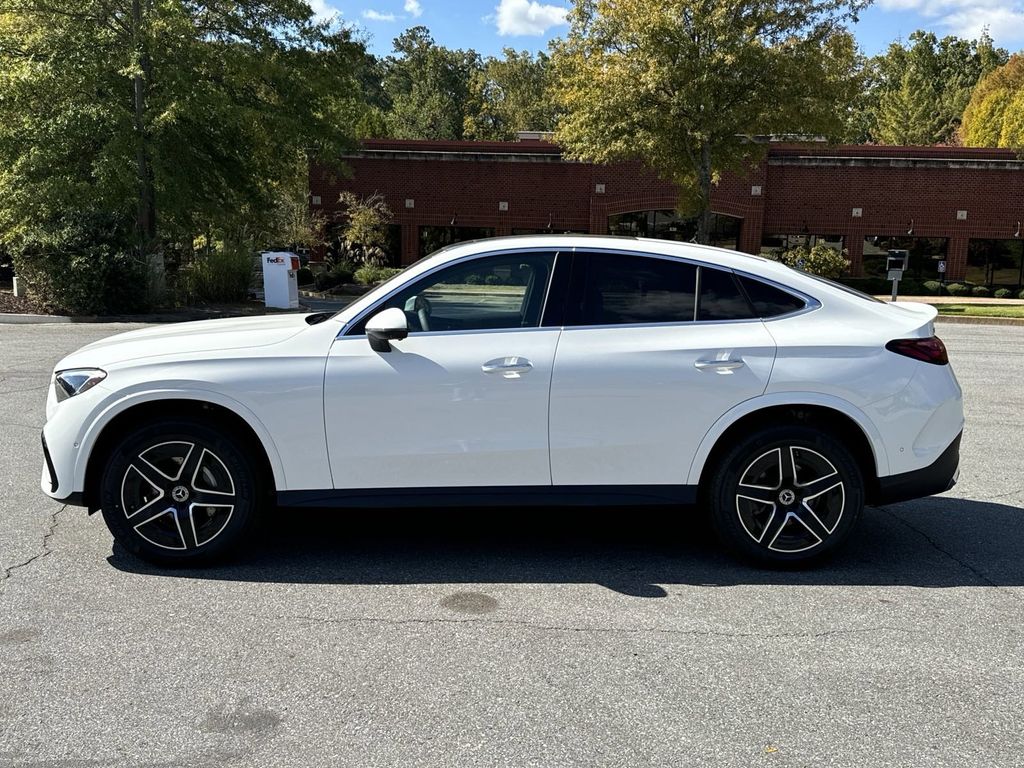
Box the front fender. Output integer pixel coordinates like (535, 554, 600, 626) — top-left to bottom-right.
(684, 392, 890, 486)
(70, 386, 287, 495)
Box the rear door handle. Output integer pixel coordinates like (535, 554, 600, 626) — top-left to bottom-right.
(694, 358, 745, 372)
(482, 356, 533, 378)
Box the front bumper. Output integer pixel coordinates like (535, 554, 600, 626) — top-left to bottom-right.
(40, 431, 86, 507)
(875, 430, 961, 505)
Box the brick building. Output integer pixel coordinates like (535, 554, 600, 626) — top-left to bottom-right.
(310, 138, 1024, 287)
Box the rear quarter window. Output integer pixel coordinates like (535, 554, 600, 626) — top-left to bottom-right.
(736, 275, 807, 318)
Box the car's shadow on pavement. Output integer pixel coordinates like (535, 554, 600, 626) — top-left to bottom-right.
(108, 496, 1024, 595)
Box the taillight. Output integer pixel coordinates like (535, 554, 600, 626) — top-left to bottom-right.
(885, 336, 948, 365)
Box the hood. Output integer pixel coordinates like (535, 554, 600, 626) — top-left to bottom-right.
(56, 313, 315, 370)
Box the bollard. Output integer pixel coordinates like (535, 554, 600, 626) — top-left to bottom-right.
(12, 275, 24, 297)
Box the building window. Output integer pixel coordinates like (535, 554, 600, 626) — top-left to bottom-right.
(862, 236, 948, 280)
(966, 240, 1024, 288)
(761, 234, 843, 255)
(607, 210, 741, 250)
(419, 226, 496, 259)
(511, 228, 588, 236)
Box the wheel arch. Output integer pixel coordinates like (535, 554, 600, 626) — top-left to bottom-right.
(688, 395, 888, 504)
(78, 393, 283, 510)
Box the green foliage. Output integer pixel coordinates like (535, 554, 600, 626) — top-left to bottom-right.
(995, 288, 1012, 299)
(315, 259, 357, 290)
(946, 283, 968, 296)
(961, 55, 1024, 148)
(867, 31, 1006, 145)
(354, 265, 402, 285)
(923, 280, 942, 294)
(1019, 289, 1024, 300)
(766, 243, 851, 279)
(10, 214, 150, 315)
(296, 267, 314, 286)
(0, 0, 365, 300)
(338, 192, 394, 265)
(464, 49, 556, 140)
(550, 0, 863, 243)
(382, 27, 480, 140)
(971, 285, 990, 297)
(178, 248, 253, 304)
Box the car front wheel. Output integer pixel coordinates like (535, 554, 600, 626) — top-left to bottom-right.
(707, 425, 865, 566)
(99, 418, 263, 566)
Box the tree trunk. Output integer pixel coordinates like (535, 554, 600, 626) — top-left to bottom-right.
(695, 141, 713, 245)
(132, 0, 163, 300)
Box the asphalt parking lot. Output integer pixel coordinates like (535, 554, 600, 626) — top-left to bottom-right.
(1, 321, 1022, 767)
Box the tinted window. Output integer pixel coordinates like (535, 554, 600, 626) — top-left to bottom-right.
(352, 252, 555, 334)
(698, 267, 755, 321)
(570, 253, 696, 326)
(737, 275, 806, 317)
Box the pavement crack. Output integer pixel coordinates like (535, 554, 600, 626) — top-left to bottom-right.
(286, 614, 914, 640)
(1, 504, 67, 587)
(884, 508, 1023, 604)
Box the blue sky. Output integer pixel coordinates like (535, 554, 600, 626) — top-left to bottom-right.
(308, 0, 1024, 59)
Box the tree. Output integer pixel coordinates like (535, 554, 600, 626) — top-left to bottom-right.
(382, 27, 481, 140)
(0, 1, 365, 302)
(550, 0, 864, 244)
(961, 55, 1024, 148)
(864, 30, 1006, 145)
(464, 49, 557, 140)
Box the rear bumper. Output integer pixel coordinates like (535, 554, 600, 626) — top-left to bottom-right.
(875, 430, 961, 505)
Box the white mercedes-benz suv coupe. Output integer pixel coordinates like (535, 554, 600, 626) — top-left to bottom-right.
(41, 235, 963, 566)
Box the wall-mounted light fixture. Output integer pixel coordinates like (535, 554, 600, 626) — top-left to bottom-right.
(907, 219, 914, 236)
(450, 215, 457, 226)
(1015, 221, 1021, 238)
(546, 213, 553, 229)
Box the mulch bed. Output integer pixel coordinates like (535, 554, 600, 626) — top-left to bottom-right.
(0, 288, 47, 315)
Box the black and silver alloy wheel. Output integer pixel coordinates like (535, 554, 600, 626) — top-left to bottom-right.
(120, 441, 237, 551)
(708, 425, 864, 565)
(100, 419, 263, 565)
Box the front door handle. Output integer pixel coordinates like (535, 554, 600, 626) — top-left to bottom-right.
(694, 358, 745, 372)
(482, 356, 533, 378)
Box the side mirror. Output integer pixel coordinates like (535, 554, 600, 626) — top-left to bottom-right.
(365, 307, 408, 353)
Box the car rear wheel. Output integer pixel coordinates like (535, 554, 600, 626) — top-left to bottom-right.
(99, 419, 263, 566)
(707, 425, 864, 566)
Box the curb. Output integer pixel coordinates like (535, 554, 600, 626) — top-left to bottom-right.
(0, 312, 74, 324)
(0, 306, 315, 325)
(934, 314, 1024, 326)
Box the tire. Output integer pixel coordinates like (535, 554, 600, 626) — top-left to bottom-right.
(99, 418, 264, 566)
(707, 425, 864, 566)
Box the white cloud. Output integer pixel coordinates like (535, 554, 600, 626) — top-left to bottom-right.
(877, 0, 1024, 44)
(494, 0, 568, 36)
(404, 0, 423, 17)
(308, 0, 343, 24)
(362, 8, 398, 21)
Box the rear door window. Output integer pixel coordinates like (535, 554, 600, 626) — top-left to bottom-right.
(567, 252, 697, 326)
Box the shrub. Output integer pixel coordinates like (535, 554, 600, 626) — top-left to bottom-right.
(296, 267, 314, 286)
(354, 264, 401, 285)
(923, 280, 942, 294)
(484, 274, 503, 286)
(11, 214, 151, 315)
(945, 283, 968, 296)
(971, 285, 990, 297)
(179, 247, 253, 303)
(995, 288, 1012, 299)
(765, 242, 850, 279)
(314, 259, 356, 291)
(1019, 288, 1024, 300)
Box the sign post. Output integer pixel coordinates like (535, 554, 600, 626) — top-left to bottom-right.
(887, 249, 910, 302)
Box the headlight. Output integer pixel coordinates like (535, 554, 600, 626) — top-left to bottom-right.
(54, 369, 106, 402)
